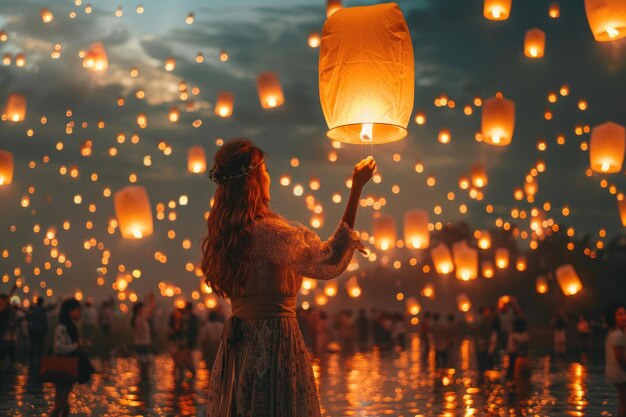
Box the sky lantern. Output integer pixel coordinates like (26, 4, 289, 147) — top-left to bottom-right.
(345, 276, 361, 298)
(168, 107, 180, 122)
(484, 0, 512, 21)
(555, 264, 583, 295)
(373, 214, 396, 251)
(456, 293, 472, 313)
(584, 0, 626, 41)
(495, 248, 509, 269)
(549, 2, 560, 18)
(82, 42, 108, 72)
(214, 92, 234, 118)
(589, 121, 625, 173)
(421, 282, 435, 299)
(40, 8, 54, 23)
(114, 185, 154, 239)
(308, 32, 321, 48)
(187, 145, 206, 174)
(5, 93, 26, 122)
(481, 93, 515, 146)
(257, 72, 285, 109)
(515, 255, 527, 271)
(536, 275, 549, 294)
(431, 243, 454, 275)
(404, 209, 430, 249)
(619, 198, 626, 226)
(0, 150, 14, 186)
(524, 28, 546, 58)
(470, 162, 488, 188)
(476, 230, 491, 250)
(326, 0, 342, 17)
(319, 3, 414, 144)
(482, 261, 495, 278)
(164, 57, 176, 71)
(452, 240, 478, 281)
(405, 296, 421, 315)
(323, 280, 338, 297)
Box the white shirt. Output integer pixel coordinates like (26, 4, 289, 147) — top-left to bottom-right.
(54, 324, 78, 354)
(606, 328, 626, 384)
(133, 315, 151, 346)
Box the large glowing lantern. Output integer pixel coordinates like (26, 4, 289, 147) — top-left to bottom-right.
(114, 186, 154, 239)
(326, 0, 342, 17)
(308, 32, 321, 48)
(373, 214, 396, 251)
(555, 264, 583, 296)
(515, 255, 527, 272)
(619, 198, 626, 226)
(431, 243, 454, 275)
(584, 0, 626, 41)
(495, 248, 509, 269)
(0, 150, 14, 186)
(257, 72, 284, 109)
(481, 93, 515, 146)
(524, 28, 546, 58)
(456, 294, 472, 313)
(187, 146, 206, 174)
(319, 3, 414, 144)
(452, 241, 478, 281)
(5, 94, 26, 122)
(83, 42, 108, 72)
(470, 163, 488, 188)
(484, 0, 512, 20)
(536, 275, 549, 294)
(589, 121, 625, 173)
(404, 209, 430, 249)
(214, 92, 234, 118)
(324, 280, 338, 297)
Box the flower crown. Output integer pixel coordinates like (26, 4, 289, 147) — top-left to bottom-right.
(208, 160, 263, 185)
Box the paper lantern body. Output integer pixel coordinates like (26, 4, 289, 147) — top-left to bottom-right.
(484, 0, 512, 20)
(589, 122, 625, 173)
(404, 209, 430, 249)
(373, 214, 396, 251)
(0, 150, 14, 185)
(5, 94, 26, 122)
(584, 0, 626, 41)
(515, 256, 527, 272)
(456, 294, 472, 313)
(619, 198, 626, 226)
(421, 282, 435, 299)
(471, 163, 488, 188)
(431, 243, 454, 274)
(524, 28, 546, 58)
(187, 146, 207, 174)
(495, 248, 509, 269)
(536, 275, 549, 294)
(319, 3, 414, 144)
(114, 186, 154, 239)
(477, 230, 491, 249)
(83, 42, 108, 72)
(257, 72, 285, 109)
(452, 241, 478, 281)
(555, 264, 583, 295)
(482, 261, 495, 278)
(405, 297, 421, 315)
(326, 0, 342, 17)
(481, 95, 515, 146)
(214, 92, 234, 118)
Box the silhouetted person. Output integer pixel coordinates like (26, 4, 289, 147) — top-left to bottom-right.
(356, 309, 369, 351)
(28, 296, 56, 374)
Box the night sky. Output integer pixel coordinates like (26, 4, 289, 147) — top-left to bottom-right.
(1, 0, 625, 311)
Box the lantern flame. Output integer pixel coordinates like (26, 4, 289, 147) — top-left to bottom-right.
(360, 123, 374, 142)
(0, 177, 4, 185)
(601, 161, 611, 172)
(606, 26, 620, 38)
(132, 228, 143, 239)
(267, 97, 277, 108)
(529, 47, 538, 57)
(491, 7, 502, 18)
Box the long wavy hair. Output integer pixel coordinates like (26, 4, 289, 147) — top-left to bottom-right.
(59, 298, 81, 343)
(201, 138, 276, 298)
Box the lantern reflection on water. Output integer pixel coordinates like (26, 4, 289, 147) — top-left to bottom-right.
(319, 3, 414, 144)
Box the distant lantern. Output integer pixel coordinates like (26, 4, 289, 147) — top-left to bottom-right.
(584, 0, 626, 41)
(431, 243, 454, 275)
(40, 8, 54, 23)
(589, 121, 625, 173)
(470, 163, 488, 188)
(456, 293, 472, 313)
(136, 113, 147, 128)
(404, 209, 430, 249)
(373, 214, 396, 251)
(452, 241, 478, 281)
(549, 2, 560, 18)
(326, 0, 342, 17)
(495, 248, 509, 269)
(214, 92, 234, 118)
(536, 275, 549, 294)
(187, 146, 206, 174)
(476, 230, 491, 250)
(482, 261, 495, 278)
(619, 198, 626, 226)
(0, 150, 14, 186)
(405, 297, 421, 315)
(308, 32, 321, 48)
(114, 186, 154, 239)
(5, 94, 26, 122)
(484, 0, 512, 20)
(83, 42, 108, 72)
(164, 57, 176, 72)
(219, 50, 229, 62)
(319, 3, 414, 144)
(481, 93, 515, 146)
(168, 107, 180, 123)
(515, 255, 527, 272)
(524, 28, 546, 58)
(555, 264, 583, 295)
(421, 282, 435, 299)
(345, 276, 361, 298)
(257, 72, 285, 109)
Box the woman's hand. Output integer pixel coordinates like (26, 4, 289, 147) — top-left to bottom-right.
(352, 156, 377, 189)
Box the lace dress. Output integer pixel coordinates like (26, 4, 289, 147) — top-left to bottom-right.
(206, 217, 363, 417)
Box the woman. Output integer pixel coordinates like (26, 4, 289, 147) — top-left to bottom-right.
(605, 302, 626, 417)
(51, 298, 94, 417)
(201, 138, 375, 417)
(131, 293, 155, 382)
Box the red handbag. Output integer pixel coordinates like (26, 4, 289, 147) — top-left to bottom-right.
(40, 356, 79, 383)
